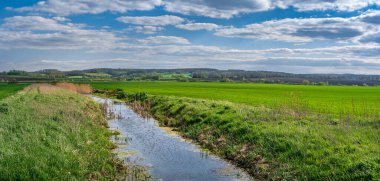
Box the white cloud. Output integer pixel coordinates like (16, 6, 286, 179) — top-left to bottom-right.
(358, 10, 380, 24)
(2, 16, 75, 31)
(117, 15, 185, 26)
(8, 0, 380, 19)
(126, 26, 164, 34)
(162, 0, 380, 19)
(275, 0, 380, 12)
(163, 0, 272, 19)
(17, 44, 380, 74)
(0, 16, 125, 50)
(360, 32, 380, 44)
(137, 36, 190, 45)
(52, 16, 69, 22)
(215, 13, 380, 43)
(11, 0, 162, 16)
(2, 7, 380, 74)
(115, 42, 380, 64)
(2, 29, 380, 73)
(176, 23, 220, 31)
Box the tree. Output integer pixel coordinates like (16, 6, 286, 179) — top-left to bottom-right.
(303, 80, 310, 85)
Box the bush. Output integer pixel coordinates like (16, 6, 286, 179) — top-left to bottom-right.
(128, 92, 147, 102)
(116, 90, 127, 99)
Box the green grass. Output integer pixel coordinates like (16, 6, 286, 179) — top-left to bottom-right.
(91, 82, 380, 118)
(0, 88, 126, 180)
(134, 95, 380, 180)
(95, 82, 380, 180)
(0, 83, 28, 100)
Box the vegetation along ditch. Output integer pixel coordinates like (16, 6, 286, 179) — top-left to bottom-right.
(0, 84, 129, 180)
(92, 95, 252, 180)
(96, 88, 380, 180)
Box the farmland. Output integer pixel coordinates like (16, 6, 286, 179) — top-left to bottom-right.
(91, 81, 380, 118)
(2, 81, 379, 179)
(93, 81, 380, 180)
(0, 83, 28, 100)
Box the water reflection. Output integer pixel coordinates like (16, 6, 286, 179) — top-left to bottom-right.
(93, 96, 252, 181)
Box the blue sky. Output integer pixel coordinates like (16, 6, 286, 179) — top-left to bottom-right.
(0, 0, 380, 74)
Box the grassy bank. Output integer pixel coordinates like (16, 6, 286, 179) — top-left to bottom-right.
(124, 94, 380, 180)
(0, 83, 28, 100)
(0, 85, 126, 180)
(90, 82, 380, 119)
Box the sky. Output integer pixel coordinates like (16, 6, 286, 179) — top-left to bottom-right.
(0, 0, 380, 74)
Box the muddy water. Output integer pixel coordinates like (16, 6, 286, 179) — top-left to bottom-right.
(93, 97, 252, 181)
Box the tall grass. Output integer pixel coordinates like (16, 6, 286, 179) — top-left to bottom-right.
(0, 87, 126, 179)
(55, 82, 92, 94)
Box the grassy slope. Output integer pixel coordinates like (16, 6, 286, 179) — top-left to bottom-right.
(0, 87, 125, 180)
(0, 83, 28, 100)
(141, 95, 380, 180)
(91, 82, 380, 117)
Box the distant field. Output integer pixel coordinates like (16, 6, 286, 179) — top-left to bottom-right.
(91, 82, 380, 117)
(0, 83, 28, 100)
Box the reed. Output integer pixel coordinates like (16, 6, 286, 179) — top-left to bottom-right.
(55, 82, 92, 94)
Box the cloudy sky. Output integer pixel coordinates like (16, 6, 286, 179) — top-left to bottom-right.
(0, 0, 380, 74)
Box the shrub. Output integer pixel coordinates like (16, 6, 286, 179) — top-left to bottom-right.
(116, 90, 127, 99)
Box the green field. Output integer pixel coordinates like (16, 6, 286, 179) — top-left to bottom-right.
(2, 82, 379, 179)
(94, 82, 380, 179)
(91, 82, 380, 118)
(0, 83, 28, 100)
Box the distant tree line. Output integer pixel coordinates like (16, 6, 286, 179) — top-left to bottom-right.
(1, 68, 380, 86)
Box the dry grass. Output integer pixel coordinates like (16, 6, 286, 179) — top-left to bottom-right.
(19, 83, 61, 94)
(20, 83, 92, 94)
(55, 83, 92, 94)
(128, 100, 152, 118)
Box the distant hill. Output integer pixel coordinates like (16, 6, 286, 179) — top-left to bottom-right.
(1, 68, 380, 86)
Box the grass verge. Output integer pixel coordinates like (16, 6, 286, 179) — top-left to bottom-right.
(0, 85, 127, 180)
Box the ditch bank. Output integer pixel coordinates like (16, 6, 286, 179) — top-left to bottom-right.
(92, 96, 252, 180)
(0, 84, 127, 180)
(96, 88, 380, 180)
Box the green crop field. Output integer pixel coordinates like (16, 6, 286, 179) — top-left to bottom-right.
(91, 82, 380, 118)
(0, 83, 28, 100)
